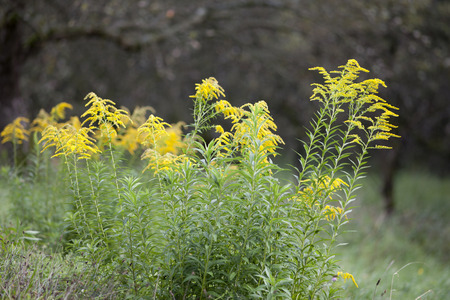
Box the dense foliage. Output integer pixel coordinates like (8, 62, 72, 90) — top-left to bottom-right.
(1, 60, 399, 298)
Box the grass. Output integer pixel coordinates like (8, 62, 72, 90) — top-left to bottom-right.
(337, 170, 450, 299)
(0, 236, 120, 299)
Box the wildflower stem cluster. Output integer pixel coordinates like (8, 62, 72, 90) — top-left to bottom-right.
(0, 59, 399, 298)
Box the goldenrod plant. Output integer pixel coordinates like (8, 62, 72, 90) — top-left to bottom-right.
(1, 117, 30, 169)
(0, 59, 399, 298)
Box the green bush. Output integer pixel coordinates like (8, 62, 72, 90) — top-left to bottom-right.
(1, 59, 399, 298)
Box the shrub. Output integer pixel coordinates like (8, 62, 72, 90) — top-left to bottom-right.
(1, 59, 399, 298)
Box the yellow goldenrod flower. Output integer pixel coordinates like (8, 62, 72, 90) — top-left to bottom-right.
(345, 120, 364, 130)
(40, 124, 100, 160)
(1, 117, 30, 144)
(310, 59, 400, 149)
(50, 102, 73, 121)
(293, 176, 349, 217)
(299, 176, 347, 198)
(214, 100, 245, 123)
(215, 125, 225, 134)
(212, 98, 284, 161)
(31, 109, 52, 133)
(190, 77, 225, 103)
(81, 92, 131, 132)
(141, 148, 188, 173)
(309, 59, 370, 105)
(230, 101, 284, 162)
(99, 123, 118, 139)
(31, 103, 73, 134)
(115, 127, 140, 155)
(138, 115, 189, 171)
(137, 114, 171, 147)
(348, 134, 362, 145)
(214, 128, 234, 157)
(130, 106, 155, 126)
(337, 272, 358, 288)
(157, 121, 186, 155)
(323, 205, 345, 221)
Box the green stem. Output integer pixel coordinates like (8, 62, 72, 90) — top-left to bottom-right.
(108, 141, 122, 204)
(71, 155, 94, 241)
(86, 161, 107, 243)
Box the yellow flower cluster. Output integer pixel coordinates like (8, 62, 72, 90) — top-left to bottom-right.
(323, 205, 345, 221)
(234, 101, 284, 157)
(50, 102, 73, 121)
(81, 92, 131, 134)
(138, 115, 187, 173)
(0, 93, 186, 168)
(31, 109, 52, 133)
(105, 106, 155, 155)
(157, 122, 186, 155)
(190, 77, 225, 103)
(310, 59, 400, 149)
(292, 176, 348, 221)
(31, 102, 74, 133)
(300, 176, 348, 199)
(1, 117, 30, 144)
(214, 100, 244, 122)
(309, 59, 370, 104)
(40, 125, 100, 160)
(141, 148, 188, 173)
(337, 271, 358, 288)
(213, 99, 284, 161)
(214, 125, 234, 156)
(112, 126, 138, 154)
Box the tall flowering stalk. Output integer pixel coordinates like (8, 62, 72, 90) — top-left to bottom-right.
(289, 59, 399, 298)
(39, 124, 101, 239)
(81, 92, 131, 203)
(187, 77, 226, 147)
(1, 117, 30, 168)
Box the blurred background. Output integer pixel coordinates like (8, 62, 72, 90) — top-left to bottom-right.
(1, 0, 449, 206)
(1, 0, 449, 297)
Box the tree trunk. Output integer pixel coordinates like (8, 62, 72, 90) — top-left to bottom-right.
(381, 147, 400, 215)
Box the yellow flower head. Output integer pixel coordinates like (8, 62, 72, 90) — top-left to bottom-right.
(31, 109, 52, 133)
(157, 121, 186, 155)
(215, 125, 225, 134)
(114, 127, 139, 155)
(137, 114, 171, 147)
(213, 126, 234, 157)
(81, 92, 131, 133)
(50, 102, 73, 121)
(190, 77, 225, 103)
(295, 176, 348, 206)
(337, 272, 358, 288)
(231, 101, 284, 160)
(214, 100, 245, 123)
(310, 59, 400, 149)
(323, 205, 345, 221)
(141, 148, 189, 173)
(40, 124, 100, 160)
(130, 106, 155, 127)
(1, 117, 30, 144)
(309, 59, 370, 104)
